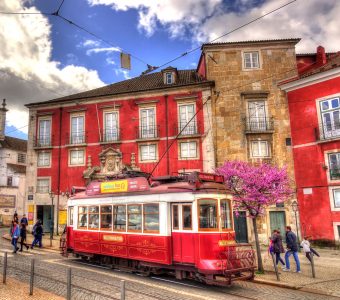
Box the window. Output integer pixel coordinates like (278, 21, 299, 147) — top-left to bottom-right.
(68, 207, 74, 226)
(243, 51, 260, 69)
(104, 111, 119, 142)
(251, 140, 269, 158)
(140, 144, 157, 161)
(140, 107, 156, 138)
(320, 97, 340, 139)
(172, 205, 179, 230)
(247, 101, 267, 131)
(38, 119, 51, 146)
(70, 149, 84, 166)
(36, 178, 49, 193)
(333, 189, 340, 208)
(7, 176, 13, 187)
(329, 153, 340, 180)
(220, 199, 232, 230)
(180, 141, 197, 159)
(101, 206, 112, 230)
(166, 72, 173, 84)
(144, 204, 159, 232)
(179, 104, 196, 135)
(17, 153, 26, 164)
(78, 207, 88, 229)
(113, 205, 126, 231)
(38, 152, 50, 167)
(88, 206, 99, 230)
(71, 115, 85, 144)
(128, 205, 142, 231)
(199, 199, 218, 230)
(182, 205, 192, 230)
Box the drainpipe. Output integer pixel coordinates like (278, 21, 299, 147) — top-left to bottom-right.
(165, 94, 170, 175)
(56, 107, 63, 235)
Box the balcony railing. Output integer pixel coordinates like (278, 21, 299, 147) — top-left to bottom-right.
(136, 125, 159, 140)
(67, 131, 87, 145)
(244, 117, 274, 133)
(330, 168, 340, 180)
(101, 128, 120, 143)
(33, 134, 53, 148)
(317, 121, 340, 140)
(177, 121, 199, 136)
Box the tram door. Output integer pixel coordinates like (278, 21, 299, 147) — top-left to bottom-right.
(171, 203, 195, 264)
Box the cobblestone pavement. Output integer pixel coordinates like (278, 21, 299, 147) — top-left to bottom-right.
(1, 228, 339, 300)
(257, 248, 340, 297)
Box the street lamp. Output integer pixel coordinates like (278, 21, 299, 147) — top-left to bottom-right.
(49, 191, 55, 246)
(291, 200, 300, 250)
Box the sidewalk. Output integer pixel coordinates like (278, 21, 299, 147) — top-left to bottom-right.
(255, 248, 340, 298)
(0, 277, 64, 300)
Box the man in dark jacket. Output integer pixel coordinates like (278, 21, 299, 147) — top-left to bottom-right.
(283, 226, 301, 272)
(31, 220, 43, 249)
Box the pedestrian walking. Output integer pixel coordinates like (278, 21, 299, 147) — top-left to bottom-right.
(283, 226, 301, 273)
(19, 223, 30, 252)
(11, 220, 20, 253)
(20, 214, 28, 226)
(31, 220, 43, 249)
(272, 229, 285, 267)
(300, 236, 320, 263)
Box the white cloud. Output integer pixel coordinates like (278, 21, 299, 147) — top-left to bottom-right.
(88, 0, 340, 53)
(86, 46, 121, 56)
(0, 0, 105, 135)
(106, 57, 116, 65)
(82, 39, 101, 47)
(114, 69, 130, 80)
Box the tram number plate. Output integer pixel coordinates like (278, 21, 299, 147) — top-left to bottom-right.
(103, 235, 124, 242)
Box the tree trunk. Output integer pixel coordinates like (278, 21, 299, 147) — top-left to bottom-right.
(252, 217, 264, 272)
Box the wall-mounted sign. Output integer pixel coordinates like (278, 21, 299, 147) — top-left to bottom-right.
(0, 195, 16, 208)
(28, 195, 33, 201)
(59, 210, 67, 225)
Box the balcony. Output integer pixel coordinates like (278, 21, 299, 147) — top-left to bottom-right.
(244, 117, 274, 133)
(33, 135, 53, 149)
(136, 125, 160, 140)
(330, 168, 340, 180)
(67, 131, 87, 146)
(316, 121, 340, 141)
(100, 128, 121, 143)
(177, 121, 200, 137)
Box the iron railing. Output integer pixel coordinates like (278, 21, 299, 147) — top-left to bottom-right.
(177, 121, 199, 136)
(101, 128, 120, 142)
(136, 125, 159, 139)
(33, 134, 53, 148)
(330, 168, 340, 180)
(316, 121, 340, 140)
(244, 117, 274, 132)
(67, 131, 86, 145)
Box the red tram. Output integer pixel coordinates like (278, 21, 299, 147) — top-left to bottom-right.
(61, 172, 256, 285)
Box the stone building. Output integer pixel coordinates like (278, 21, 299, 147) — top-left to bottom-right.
(0, 99, 27, 225)
(197, 39, 300, 243)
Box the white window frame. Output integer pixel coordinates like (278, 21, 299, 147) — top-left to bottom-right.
(139, 106, 156, 139)
(247, 100, 268, 131)
(318, 96, 340, 139)
(36, 177, 50, 194)
(333, 222, 340, 242)
(70, 113, 85, 144)
(103, 110, 119, 142)
(166, 72, 173, 84)
(250, 140, 270, 158)
(38, 117, 52, 146)
(178, 102, 196, 135)
(179, 140, 199, 160)
(69, 148, 85, 166)
(139, 143, 157, 163)
(37, 151, 51, 168)
(328, 187, 340, 212)
(242, 51, 260, 70)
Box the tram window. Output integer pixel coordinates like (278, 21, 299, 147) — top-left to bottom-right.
(182, 205, 192, 230)
(88, 206, 99, 230)
(68, 207, 74, 226)
(144, 204, 159, 233)
(198, 199, 218, 230)
(128, 205, 142, 231)
(220, 199, 232, 230)
(172, 205, 179, 230)
(101, 206, 112, 230)
(78, 206, 88, 229)
(113, 205, 126, 231)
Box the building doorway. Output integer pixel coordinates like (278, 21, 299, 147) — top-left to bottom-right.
(234, 211, 248, 243)
(270, 211, 286, 240)
(36, 205, 53, 233)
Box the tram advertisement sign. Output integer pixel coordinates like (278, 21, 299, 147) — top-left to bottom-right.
(86, 178, 150, 195)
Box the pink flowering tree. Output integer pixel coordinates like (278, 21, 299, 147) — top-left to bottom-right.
(216, 161, 292, 272)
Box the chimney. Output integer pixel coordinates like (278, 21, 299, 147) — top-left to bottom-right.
(0, 99, 8, 141)
(316, 46, 327, 66)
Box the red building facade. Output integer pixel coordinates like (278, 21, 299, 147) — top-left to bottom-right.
(25, 67, 215, 232)
(281, 48, 340, 243)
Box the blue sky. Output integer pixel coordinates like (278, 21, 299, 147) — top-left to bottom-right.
(1, 0, 339, 140)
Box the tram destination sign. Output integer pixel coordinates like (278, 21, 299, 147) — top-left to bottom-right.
(86, 177, 150, 195)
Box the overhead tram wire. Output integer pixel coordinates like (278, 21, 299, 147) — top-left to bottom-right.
(143, 0, 298, 74)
